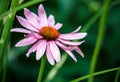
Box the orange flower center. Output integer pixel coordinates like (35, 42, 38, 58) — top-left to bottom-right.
(39, 26, 59, 40)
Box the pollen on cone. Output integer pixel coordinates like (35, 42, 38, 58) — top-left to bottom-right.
(40, 26, 59, 40)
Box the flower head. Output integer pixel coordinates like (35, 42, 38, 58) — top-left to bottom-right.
(11, 4, 87, 65)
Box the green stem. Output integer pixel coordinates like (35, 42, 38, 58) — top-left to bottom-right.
(0, 0, 19, 63)
(0, 0, 11, 35)
(0, 0, 19, 80)
(0, 0, 10, 14)
(37, 56, 46, 82)
(71, 67, 120, 82)
(88, 0, 111, 82)
(114, 69, 120, 82)
(1, 44, 9, 82)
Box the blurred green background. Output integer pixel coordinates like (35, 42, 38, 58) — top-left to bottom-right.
(0, 0, 120, 82)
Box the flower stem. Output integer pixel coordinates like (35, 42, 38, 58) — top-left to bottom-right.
(37, 55, 46, 82)
(0, 0, 19, 81)
(0, 0, 19, 68)
(0, 0, 10, 33)
(1, 44, 9, 82)
(88, 0, 111, 82)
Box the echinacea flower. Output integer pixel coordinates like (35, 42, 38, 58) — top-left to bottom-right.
(11, 4, 87, 65)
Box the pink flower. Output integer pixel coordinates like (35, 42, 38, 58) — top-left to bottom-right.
(11, 4, 87, 65)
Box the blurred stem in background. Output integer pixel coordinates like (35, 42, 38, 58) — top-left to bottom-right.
(82, 0, 101, 13)
(0, 0, 19, 82)
(88, 0, 111, 82)
(45, 54, 68, 82)
(70, 67, 120, 82)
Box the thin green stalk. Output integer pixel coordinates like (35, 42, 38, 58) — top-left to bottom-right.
(44, 54, 68, 82)
(0, 0, 44, 19)
(114, 69, 120, 82)
(88, 0, 111, 82)
(1, 44, 9, 82)
(71, 67, 120, 82)
(0, 0, 19, 76)
(1, 55, 7, 82)
(37, 56, 46, 82)
(0, 0, 11, 34)
(0, 0, 10, 14)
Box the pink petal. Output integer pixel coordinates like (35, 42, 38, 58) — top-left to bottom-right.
(38, 4, 48, 26)
(17, 16, 39, 32)
(11, 28, 31, 34)
(55, 41, 73, 50)
(59, 33, 87, 40)
(58, 39, 85, 46)
(46, 42, 55, 65)
(64, 50, 77, 62)
(24, 8, 40, 29)
(36, 40, 47, 60)
(72, 26, 81, 33)
(54, 23, 62, 30)
(26, 40, 42, 57)
(74, 47, 84, 58)
(48, 15, 55, 26)
(49, 41, 60, 63)
(15, 36, 38, 47)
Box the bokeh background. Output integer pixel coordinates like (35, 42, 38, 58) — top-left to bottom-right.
(0, 0, 120, 82)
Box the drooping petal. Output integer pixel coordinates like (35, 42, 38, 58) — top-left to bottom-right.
(11, 28, 31, 34)
(46, 42, 55, 65)
(49, 41, 60, 63)
(16, 16, 39, 32)
(55, 41, 77, 62)
(64, 50, 77, 62)
(55, 41, 73, 50)
(59, 33, 87, 40)
(48, 15, 55, 26)
(74, 47, 84, 58)
(36, 40, 47, 60)
(72, 26, 81, 33)
(15, 36, 38, 47)
(26, 40, 42, 57)
(54, 23, 62, 30)
(38, 4, 48, 26)
(24, 8, 40, 29)
(58, 39, 85, 46)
